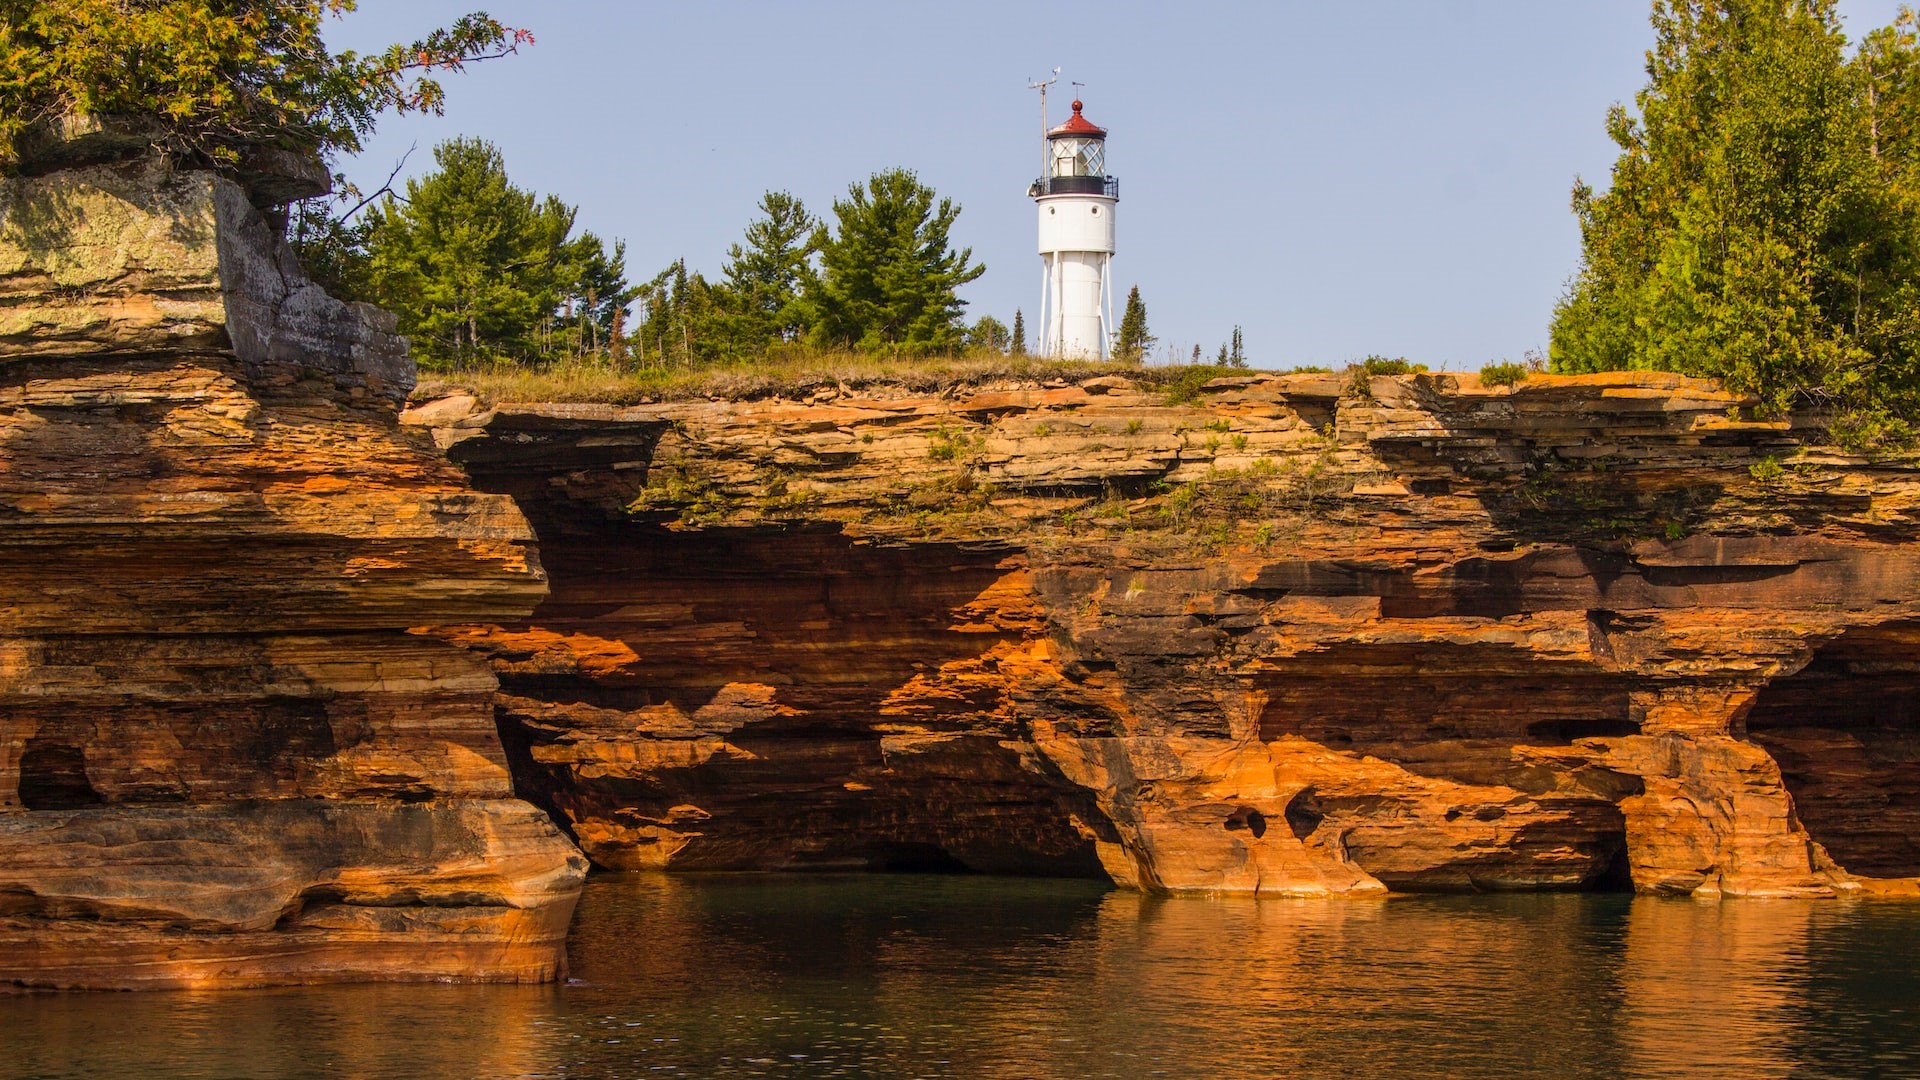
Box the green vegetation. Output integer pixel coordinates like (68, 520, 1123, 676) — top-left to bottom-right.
(1480, 360, 1529, 387)
(622, 169, 987, 367)
(1113, 285, 1154, 365)
(417, 350, 1174, 406)
(804, 168, 985, 353)
(967, 315, 1011, 352)
(0, 1, 525, 173)
(924, 423, 983, 462)
(1356, 356, 1426, 377)
(717, 190, 818, 352)
(357, 138, 628, 367)
(1553, 0, 1920, 431)
(1160, 364, 1241, 406)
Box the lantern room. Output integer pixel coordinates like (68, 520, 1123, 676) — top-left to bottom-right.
(1037, 100, 1113, 196)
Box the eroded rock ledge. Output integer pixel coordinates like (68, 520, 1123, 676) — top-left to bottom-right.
(0, 158, 585, 989)
(415, 370, 1920, 898)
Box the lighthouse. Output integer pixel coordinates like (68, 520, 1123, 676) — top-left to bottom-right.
(1029, 97, 1116, 360)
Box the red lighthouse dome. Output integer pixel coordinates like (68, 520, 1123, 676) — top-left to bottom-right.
(1047, 100, 1107, 140)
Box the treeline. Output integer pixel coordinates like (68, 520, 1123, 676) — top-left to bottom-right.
(1554, 0, 1920, 439)
(295, 138, 629, 366)
(297, 140, 1005, 370)
(628, 169, 986, 368)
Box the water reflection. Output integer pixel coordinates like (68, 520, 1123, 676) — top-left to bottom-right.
(7, 874, 1920, 1079)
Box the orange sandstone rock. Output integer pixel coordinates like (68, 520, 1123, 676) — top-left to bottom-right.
(416, 367, 1920, 899)
(0, 158, 583, 989)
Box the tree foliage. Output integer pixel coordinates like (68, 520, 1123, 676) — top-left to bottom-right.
(803, 168, 984, 353)
(0, 0, 528, 174)
(360, 137, 629, 366)
(966, 314, 1010, 352)
(1551, 0, 1920, 421)
(632, 258, 747, 367)
(1011, 308, 1028, 356)
(1113, 284, 1154, 365)
(717, 190, 817, 351)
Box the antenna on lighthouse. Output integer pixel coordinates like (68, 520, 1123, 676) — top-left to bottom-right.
(1028, 68, 1060, 181)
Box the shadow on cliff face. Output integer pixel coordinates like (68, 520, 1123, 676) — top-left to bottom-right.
(473, 523, 1114, 878)
(1747, 623, 1920, 877)
(1256, 642, 1637, 787)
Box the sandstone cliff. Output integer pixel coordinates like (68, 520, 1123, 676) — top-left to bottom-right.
(413, 369, 1920, 898)
(0, 154, 585, 989)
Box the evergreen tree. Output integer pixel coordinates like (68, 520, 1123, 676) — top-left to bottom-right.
(633, 258, 740, 367)
(559, 229, 636, 358)
(1112, 285, 1155, 365)
(362, 137, 627, 366)
(1551, 0, 1920, 419)
(803, 168, 985, 353)
(1011, 309, 1028, 355)
(1216, 343, 1229, 364)
(1191, 344, 1202, 364)
(721, 190, 817, 349)
(1229, 325, 1247, 368)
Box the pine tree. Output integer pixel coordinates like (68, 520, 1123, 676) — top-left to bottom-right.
(803, 168, 985, 354)
(1011, 309, 1028, 356)
(721, 190, 817, 349)
(1216, 343, 1229, 365)
(1112, 285, 1155, 365)
(1191, 344, 1202, 364)
(1229, 325, 1246, 368)
(362, 138, 627, 367)
(634, 257, 736, 367)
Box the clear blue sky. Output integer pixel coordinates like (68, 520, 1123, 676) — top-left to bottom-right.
(324, 1, 1909, 370)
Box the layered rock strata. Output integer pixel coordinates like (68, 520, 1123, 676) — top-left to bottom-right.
(415, 369, 1920, 899)
(0, 157, 585, 989)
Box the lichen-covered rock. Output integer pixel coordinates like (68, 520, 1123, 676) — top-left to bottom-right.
(416, 369, 1920, 898)
(0, 157, 406, 396)
(0, 157, 584, 990)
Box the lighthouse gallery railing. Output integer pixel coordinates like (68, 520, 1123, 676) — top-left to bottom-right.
(1027, 176, 1119, 198)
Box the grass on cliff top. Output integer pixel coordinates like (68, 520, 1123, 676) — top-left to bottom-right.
(412, 351, 1263, 406)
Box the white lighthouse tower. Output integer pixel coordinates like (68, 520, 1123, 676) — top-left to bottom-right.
(1029, 96, 1116, 359)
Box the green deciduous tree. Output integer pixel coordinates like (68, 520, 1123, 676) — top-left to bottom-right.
(967, 315, 1010, 352)
(0, 1, 526, 174)
(361, 137, 628, 367)
(1551, 0, 1920, 422)
(1112, 285, 1154, 365)
(803, 168, 984, 354)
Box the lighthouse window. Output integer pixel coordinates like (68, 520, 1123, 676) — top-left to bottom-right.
(1051, 138, 1104, 178)
(1091, 207, 1099, 215)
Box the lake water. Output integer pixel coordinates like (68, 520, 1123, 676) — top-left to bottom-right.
(8, 873, 1920, 1079)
